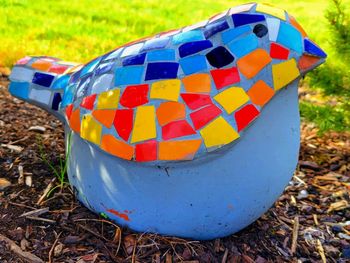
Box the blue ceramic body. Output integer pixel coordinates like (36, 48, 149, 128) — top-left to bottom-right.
(67, 81, 300, 240)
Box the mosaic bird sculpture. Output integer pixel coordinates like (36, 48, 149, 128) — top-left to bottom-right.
(9, 3, 326, 239)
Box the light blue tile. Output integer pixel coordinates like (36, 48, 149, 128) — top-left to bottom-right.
(115, 66, 144, 85)
(172, 30, 205, 45)
(147, 49, 176, 61)
(80, 58, 101, 76)
(277, 22, 303, 54)
(221, 25, 251, 44)
(52, 75, 70, 89)
(180, 55, 207, 75)
(9, 82, 29, 99)
(227, 34, 258, 58)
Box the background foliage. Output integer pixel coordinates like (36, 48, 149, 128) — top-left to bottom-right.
(0, 0, 349, 132)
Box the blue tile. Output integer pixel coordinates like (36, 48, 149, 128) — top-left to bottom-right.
(52, 92, 62, 110)
(206, 46, 234, 68)
(61, 84, 76, 107)
(32, 72, 55, 87)
(69, 70, 81, 84)
(204, 20, 229, 39)
(147, 49, 176, 61)
(180, 55, 208, 75)
(115, 66, 144, 85)
(122, 53, 146, 66)
(221, 25, 251, 44)
(232, 14, 265, 27)
(277, 22, 303, 54)
(52, 75, 70, 89)
(304, 39, 327, 58)
(227, 34, 258, 58)
(253, 24, 268, 38)
(179, 40, 213, 58)
(80, 57, 101, 76)
(95, 62, 114, 75)
(172, 30, 205, 45)
(141, 37, 170, 52)
(9, 82, 30, 99)
(145, 62, 179, 81)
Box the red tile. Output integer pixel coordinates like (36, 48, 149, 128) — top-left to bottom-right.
(162, 120, 196, 140)
(270, 43, 290, 60)
(65, 104, 73, 120)
(135, 140, 157, 162)
(210, 67, 240, 90)
(113, 109, 134, 141)
(120, 84, 149, 108)
(48, 64, 70, 74)
(180, 93, 213, 110)
(234, 104, 260, 132)
(80, 94, 97, 110)
(190, 104, 222, 130)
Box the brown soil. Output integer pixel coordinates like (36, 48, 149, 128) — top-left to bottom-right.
(0, 75, 349, 262)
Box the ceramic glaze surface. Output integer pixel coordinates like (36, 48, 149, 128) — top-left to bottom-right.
(8, 3, 327, 239)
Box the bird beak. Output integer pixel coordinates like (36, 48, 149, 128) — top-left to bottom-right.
(298, 38, 327, 72)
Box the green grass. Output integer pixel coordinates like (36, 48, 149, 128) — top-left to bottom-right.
(0, 0, 349, 132)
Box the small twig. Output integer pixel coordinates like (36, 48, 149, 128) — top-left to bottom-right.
(291, 216, 299, 255)
(313, 214, 319, 226)
(0, 233, 44, 263)
(36, 177, 56, 205)
(48, 232, 62, 263)
(316, 239, 326, 263)
(26, 216, 56, 224)
(131, 237, 137, 263)
(8, 201, 36, 210)
(20, 207, 49, 218)
(221, 248, 229, 263)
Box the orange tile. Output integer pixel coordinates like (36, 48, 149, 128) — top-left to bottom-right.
(69, 108, 81, 134)
(298, 55, 320, 71)
(159, 139, 202, 161)
(92, 109, 116, 128)
(247, 80, 275, 107)
(289, 15, 307, 38)
(31, 59, 52, 71)
(237, 49, 272, 79)
(101, 134, 134, 160)
(156, 101, 186, 126)
(182, 73, 211, 93)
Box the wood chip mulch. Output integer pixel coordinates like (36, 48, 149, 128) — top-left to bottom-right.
(0, 75, 349, 263)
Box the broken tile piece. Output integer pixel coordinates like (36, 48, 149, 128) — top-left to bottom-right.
(221, 25, 251, 44)
(232, 14, 265, 27)
(81, 114, 102, 145)
(101, 134, 134, 160)
(141, 37, 170, 52)
(97, 89, 120, 109)
(156, 102, 186, 126)
(304, 39, 327, 58)
(80, 94, 97, 110)
(65, 104, 73, 120)
(162, 120, 196, 140)
(172, 30, 205, 45)
(266, 18, 280, 42)
(181, 93, 212, 110)
(120, 84, 149, 108)
(247, 80, 275, 107)
(200, 116, 239, 149)
(182, 73, 211, 93)
(114, 109, 134, 141)
(150, 79, 181, 101)
(147, 49, 175, 61)
(227, 34, 258, 58)
(180, 55, 208, 75)
(211, 67, 240, 90)
(159, 139, 202, 161)
(289, 15, 307, 38)
(52, 93, 62, 111)
(256, 3, 286, 20)
(204, 20, 229, 39)
(277, 22, 303, 54)
(206, 46, 235, 68)
(31, 59, 52, 71)
(270, 43, 290, 60)
(115, 66, 144, 86)
(237, 49, 272, 79)
(298, 55, 321, 71)
(272, 59, 300, 90)
(190, 104, 222, 130)
(179, 40, 213, 58)
(122, 53, 146, 66)
(253, 24, 268, 38)
(234, 104, 260, 132)
(229, 3, 255, 15)
(131, 106, 156, 143)
(32, 72, 55, 87)
(214, 87, 249, 114)
(145, 62, 179, 81)
(135, 140, 157, 162)
(92, 109, 116, 128)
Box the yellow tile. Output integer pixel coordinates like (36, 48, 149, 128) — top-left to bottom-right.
(200, 116, 240, 149)
(131, 106, 156, 143)
(97, 89, 121, 109)
(256, 3, 286, 20)
(272, 59, 300, 91)
(214, 87, 250, 114)
(150, 79, 181, 101)
(81, 114, 103, 145)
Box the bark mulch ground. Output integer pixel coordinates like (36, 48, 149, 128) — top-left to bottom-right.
(0, 75, 349, 262)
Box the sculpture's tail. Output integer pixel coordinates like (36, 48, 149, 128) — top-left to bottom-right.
(8, 56, 81, 121)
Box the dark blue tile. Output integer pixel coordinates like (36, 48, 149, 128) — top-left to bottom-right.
(52, 92, 62, 110)
(32, 72, 55, 87)
(179, 40, 213, 58)
(122, 53, 146, 66)
(95, 62, 114, 76)
(204, 20, 229, 38)
(141, 37, 170, 52)
(232, 14, 265, 27)
(145, 62, 179, 80)
(253, 24, 268, 38)
(304, 39, 327, 58)
(206, 46, 234, 68)
(69, 70, 81, 84)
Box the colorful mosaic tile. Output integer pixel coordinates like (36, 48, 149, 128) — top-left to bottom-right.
(9, 3, 327, 163)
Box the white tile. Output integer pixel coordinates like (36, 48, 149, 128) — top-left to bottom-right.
(9, 67, 34, 82)
(91, 74, 114, 94)
(266, 18, 280, 42)
(120, 43, 144, 58)
(29, 88, 52, 104)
